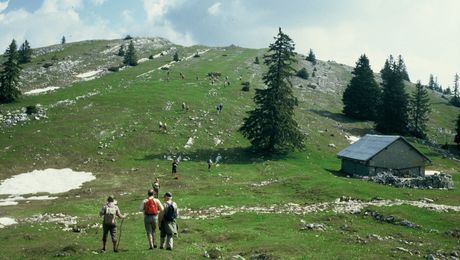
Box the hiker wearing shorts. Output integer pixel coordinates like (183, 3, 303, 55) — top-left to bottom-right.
(159, 192, 178, 250)
(99, 196, 125, 252)
(139, 189, 164, 249)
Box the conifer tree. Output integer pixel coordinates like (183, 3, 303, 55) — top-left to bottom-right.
(0, 40, 22, 103)
(306, 49, 316, 65)
(455, 114, 460, 147)
(408, 81, 431, 139)
(375, 55, 409, 134)
(117, 45, 125, 57)
(254, 56, 260, 64)
(342, 54, 381, 120)
(428, 74, 435, 90)
(296, 68, 309, 80)
(450, 73, 460, 107)
(173, 52, 179, 62)
(18, 40, 32, 64)
(396, 55, 410, 81)
(239, 28, 305, 154)
(61, 36, 66, 44)
(123, 41, 138, 66)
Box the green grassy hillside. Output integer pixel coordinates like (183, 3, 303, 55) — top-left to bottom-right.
(0, 39, 459, 259)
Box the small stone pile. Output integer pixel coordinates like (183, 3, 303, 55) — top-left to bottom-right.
(364, 210, 421, 229)
(1, 104, 47, 127)
(369, 171, 454, 189)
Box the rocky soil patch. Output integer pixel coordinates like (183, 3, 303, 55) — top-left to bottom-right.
(368, 171, 454, 189)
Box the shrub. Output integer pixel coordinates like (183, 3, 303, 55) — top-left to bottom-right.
(149, 55, 154, 59)
(207, 72, 222, 77)
(241, 81, 250, 92)
(26, 105, 38, 115)
(193, 52, 200, 58)
(42, 63, 53, 68)
(296, 68, 309, 80)
(123, 35, 133, 40)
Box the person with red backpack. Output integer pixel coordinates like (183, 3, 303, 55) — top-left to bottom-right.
(139, 189, 164, 249)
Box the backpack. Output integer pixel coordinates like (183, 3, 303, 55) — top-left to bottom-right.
(103, 207, 117, 225)
(144, 198, 158, 215)
(164, 203, 177, 221)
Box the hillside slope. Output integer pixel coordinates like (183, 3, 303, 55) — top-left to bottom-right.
(0, 39, 459, 259)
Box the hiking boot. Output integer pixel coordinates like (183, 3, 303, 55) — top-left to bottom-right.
(166, 248, 172, 251)
(154, 245, 157, 248)
(114, 249, 119, 253)
(100, 249, 106, 253)
(160, 246, 164, 250)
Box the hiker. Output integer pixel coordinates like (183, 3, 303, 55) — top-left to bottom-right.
(171, 159, 178, 175)
(139, 189, 164, 249)
(99, 196, 125, 253)
(207, 158, 213, 171)
(152, 178, 160, 198)
(182, 102, 186, 111)
(216, 105, 220, 114)
(159, 121, 163, 131)
(159, 192, 178, 250)
(180, 72, 185, 80)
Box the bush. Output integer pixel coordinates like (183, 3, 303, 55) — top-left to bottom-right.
(149, 54, 154, 59)
(42, 63, 53, 68)
(254, 56, 260, 64)
(241, 81, 250, 92)
(108, 65, 122, 72)
(123, 35, 133, 40)
(26, 105, 38, 115)
(296, 68, 309, 80)
(207, 72, 222, 77)
(193, 52, 200, 58)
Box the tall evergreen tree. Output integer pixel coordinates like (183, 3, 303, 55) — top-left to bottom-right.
(455, 114, 460, 147)
(123, 41, 138, 66)
(173, 52, 179, 62)
(375, 55, 409, 134)
(428, 74, 435, 90)
(408, 81, 431, 139)
(306, 49, 316, 65)
(61, 36, 66, 44)
(450, 73, 460, 107)
(342, 54, 381, 120)
(0, 40, 22, 103)
(396, 55, 410, 81)
(18, 40, 32, 64)
(239, 28, 305, 154)
(117, 45, 125, 56)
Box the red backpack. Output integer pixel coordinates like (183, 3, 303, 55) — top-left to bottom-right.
(144, 198, 158, 215)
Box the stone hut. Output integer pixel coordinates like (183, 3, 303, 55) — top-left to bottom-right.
(337, 135, 431, 177)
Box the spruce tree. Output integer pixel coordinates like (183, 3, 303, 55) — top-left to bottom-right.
(254, 56, 260, 64)
(296, 68, 309, 80)
(117, 45, 125, 57)
(239, 28, 305, 154)
(375, 55, 409, 134)
(450, 73, 460, 107)
(0, 40, 22, 103)
(342, 54, 381, 120)
(61, 36, 66, 44)
(428, 74, 435, 90)
(396, 55, 410, 81)
(455, 114, 460, 147)
(18, 40, 32, 64)
(408, 81, 431, 139)
(123, 41, 138, 66)
(306, 49, 316, 65)
(173, 52, 179, 62)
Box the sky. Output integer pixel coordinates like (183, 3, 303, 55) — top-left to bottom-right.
(0, 0, 459, 88)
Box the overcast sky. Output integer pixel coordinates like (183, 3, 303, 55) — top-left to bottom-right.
(0, 0, 459, 88)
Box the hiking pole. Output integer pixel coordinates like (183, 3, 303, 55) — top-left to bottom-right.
(116, 218, 125, 251)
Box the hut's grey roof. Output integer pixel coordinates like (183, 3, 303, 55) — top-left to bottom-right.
(337, 134, 430, 162)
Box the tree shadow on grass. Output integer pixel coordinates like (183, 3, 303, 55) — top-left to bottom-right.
(137, 146, 291, 165)
(309, 109, 360, 124)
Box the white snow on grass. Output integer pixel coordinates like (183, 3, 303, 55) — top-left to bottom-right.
(0, 217, 17, 228)
(24, 86, 60, 95)
(76, 70, 103, 79)
(184, 137, 194, 149)
(346, 135, 360, 144)
(0, 168, 95, 196)
(425, 170, 440, 176)
(137, 58, 149, 64)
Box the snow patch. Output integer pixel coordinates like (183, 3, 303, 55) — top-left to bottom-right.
(0, 168, 95, 196)
(137, 58, 149, 64)
(184, 137, 194, 149)
(0, 217, 17, 228)
(76, 70, 103, 79)
(24, 86, 60, 95)
(346, 135, 360, 144)
(425, 170, 440, 176)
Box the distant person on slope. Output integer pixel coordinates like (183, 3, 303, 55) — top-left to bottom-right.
(207, 158, 213, 171)
(171, 159, 178, 176)
(152, 178, 160, 198)
(159, 192, 178, 250)
(99, 196, 125, 253)
(139, 189, 164, 249)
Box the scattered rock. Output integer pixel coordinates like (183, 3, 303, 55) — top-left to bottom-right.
(368, 171, 454, 189)
(446, 228, 460, 238)
(300, 220, 326, 231)
(208, 247, 223, 259)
